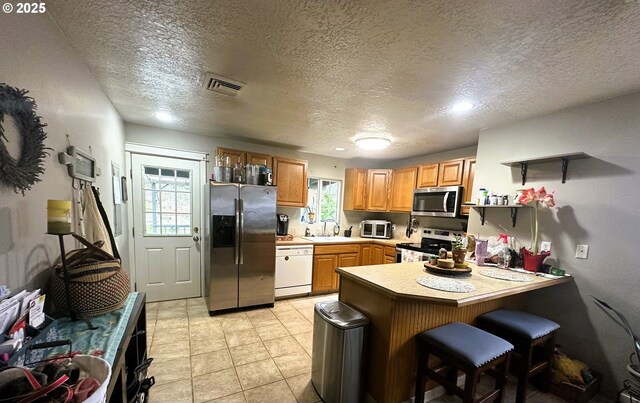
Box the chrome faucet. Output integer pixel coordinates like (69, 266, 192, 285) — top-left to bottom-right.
(323, 219, 337, 236)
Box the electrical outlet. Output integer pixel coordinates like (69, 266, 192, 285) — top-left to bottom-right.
(575, 244, 589, 259)
(540, 241, 552, 253)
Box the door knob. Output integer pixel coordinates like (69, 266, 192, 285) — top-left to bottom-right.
(193, 236, 200, 242)
(193, 227, 199, 233)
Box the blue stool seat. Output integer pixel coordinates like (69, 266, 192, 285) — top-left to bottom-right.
(477, 310, 560, 403)
(415, 322, 514, 403)
(478, 310, 559, 340)
(419, 322, 514, 367)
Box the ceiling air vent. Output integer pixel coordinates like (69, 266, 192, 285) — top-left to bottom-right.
(202, 73, 245, 96)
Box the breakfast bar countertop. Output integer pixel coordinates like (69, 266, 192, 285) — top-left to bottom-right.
(337, 262, 572, 403)
(336, 261, 572, 307)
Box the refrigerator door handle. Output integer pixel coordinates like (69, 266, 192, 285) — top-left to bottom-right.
(234, 198, 240, 265)
(239, 198, 244, 264)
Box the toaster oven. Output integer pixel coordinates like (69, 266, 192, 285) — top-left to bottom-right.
(361, 220, 392, 239)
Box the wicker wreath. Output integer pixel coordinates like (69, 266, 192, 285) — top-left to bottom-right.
(0, 83, 51, 195)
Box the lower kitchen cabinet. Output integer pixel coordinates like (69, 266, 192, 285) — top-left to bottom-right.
(384, 246, 396, 264)
(370, 244, 385, 265)
(312, 245, 360, 293)
(360, 244, 372, 265)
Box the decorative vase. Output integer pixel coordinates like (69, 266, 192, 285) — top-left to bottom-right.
(451, 249, 467, 264)
(520, 247, 550, 272)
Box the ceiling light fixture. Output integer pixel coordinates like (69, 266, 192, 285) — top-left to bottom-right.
(335, 147, 346, 151)
(450, 100, 474, 114)
(155, 111, 174, 122)
(355, 136, 392, 150)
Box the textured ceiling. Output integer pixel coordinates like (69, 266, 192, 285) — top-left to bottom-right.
(47, 0, 640, 160)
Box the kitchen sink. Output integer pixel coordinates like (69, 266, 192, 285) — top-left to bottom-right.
(302, 236, 354, 242)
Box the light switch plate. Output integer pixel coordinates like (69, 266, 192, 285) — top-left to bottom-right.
(540, 241, 552, 253)
(575, 245, 589, 259)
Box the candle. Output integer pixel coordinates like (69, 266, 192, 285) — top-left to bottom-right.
(47, 200, 72, 234)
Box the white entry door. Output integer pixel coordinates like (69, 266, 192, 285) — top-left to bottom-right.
(131, 154, 202, 302)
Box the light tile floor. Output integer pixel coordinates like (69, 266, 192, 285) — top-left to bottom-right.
(146, 294, 603, 403)
(146, 294, 336, 403)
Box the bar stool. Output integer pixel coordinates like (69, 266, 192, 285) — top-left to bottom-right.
(477, 310, 560, 403)
(415, 322, 514, 403)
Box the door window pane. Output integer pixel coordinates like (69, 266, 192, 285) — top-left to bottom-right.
(176, 193, 191, 213)
(145, 213, 161, 235)
(161, 192, 176, 213)
(143, 165, 193, 236)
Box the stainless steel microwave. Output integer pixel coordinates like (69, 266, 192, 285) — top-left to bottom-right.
(361, 220, 392, 239)
(411, 186, 462, 217)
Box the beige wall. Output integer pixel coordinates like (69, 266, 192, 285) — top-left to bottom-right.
(469, 91, 640, 395)
(0, 14, 127, 289)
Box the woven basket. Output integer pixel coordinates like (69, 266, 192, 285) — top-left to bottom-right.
(49, 235, 130, 317)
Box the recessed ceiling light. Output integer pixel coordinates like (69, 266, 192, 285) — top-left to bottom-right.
(155, 111, 174, 122)
(450, 100, 474, 114)
(355, 136, 392, 150)
(335, 147, 346, 151)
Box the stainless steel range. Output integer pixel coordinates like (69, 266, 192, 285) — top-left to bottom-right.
(395, 228, 464, 263)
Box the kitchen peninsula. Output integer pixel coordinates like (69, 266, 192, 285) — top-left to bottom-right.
(336, 262, 572, 403)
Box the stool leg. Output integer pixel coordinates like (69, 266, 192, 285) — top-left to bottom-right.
(495, 353, 511, 403)
(415, 345, 430, 403)
(516, 341, 533, 403)
(445, 366, 458, 395)
(462, 368, 480, 403)
(538, 333, 556, 393)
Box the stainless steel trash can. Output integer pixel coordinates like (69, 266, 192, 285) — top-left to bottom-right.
(311, 301, 369, 403)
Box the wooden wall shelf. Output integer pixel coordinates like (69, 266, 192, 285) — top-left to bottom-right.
(500, 152, 590, 185)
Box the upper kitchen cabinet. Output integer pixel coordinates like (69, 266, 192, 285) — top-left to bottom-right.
(216, 147, 246, 165)
(437, 158, 465, 186)
(460, 157, 477, 215)
(388, 167, 417, 212)
(417, 163, 439, 188)
(217, 147, 273, 168)
(273, 156, 308, 207)
(246, 152, 272, 169)
(366, 169, 391, 211)
(344, 168, 368, 211)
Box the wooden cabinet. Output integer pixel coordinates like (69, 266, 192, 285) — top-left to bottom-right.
(370, 244, 385, 265)
(312, 245, 360, 293)
(273, 156, 308, 207)
(366, 169, 391, 211)
(312, 255, 338, 293)
(216, 147, 272, 168)
(344, 168, 368, 211)
(389, 167, 417, 212)
(384, 246, 396, 264)
(417, 164, 439, 188)
(460, 157, 477, 215)
(360, 244, 372, 265)
(216, 147, 246, 165)
(246, 152, 272, 168)
(437, 158, 465, 186)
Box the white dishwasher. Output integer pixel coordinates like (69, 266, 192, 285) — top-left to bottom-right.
(275, 245, 314, 298)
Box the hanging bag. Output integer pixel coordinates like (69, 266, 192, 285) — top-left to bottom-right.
(48, 234, 130, 317)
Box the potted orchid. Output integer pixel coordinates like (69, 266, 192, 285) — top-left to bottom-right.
(517, 187, 555, 271)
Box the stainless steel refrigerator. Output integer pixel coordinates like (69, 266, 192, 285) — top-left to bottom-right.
(205, 183, 276, 314)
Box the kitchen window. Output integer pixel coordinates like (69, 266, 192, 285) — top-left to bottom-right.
(304, 177, 341, 223)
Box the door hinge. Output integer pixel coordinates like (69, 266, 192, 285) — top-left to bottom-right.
(132, 227, 135, 236)
(134, 282, 137, 291)
(129, 169, 132, 179)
